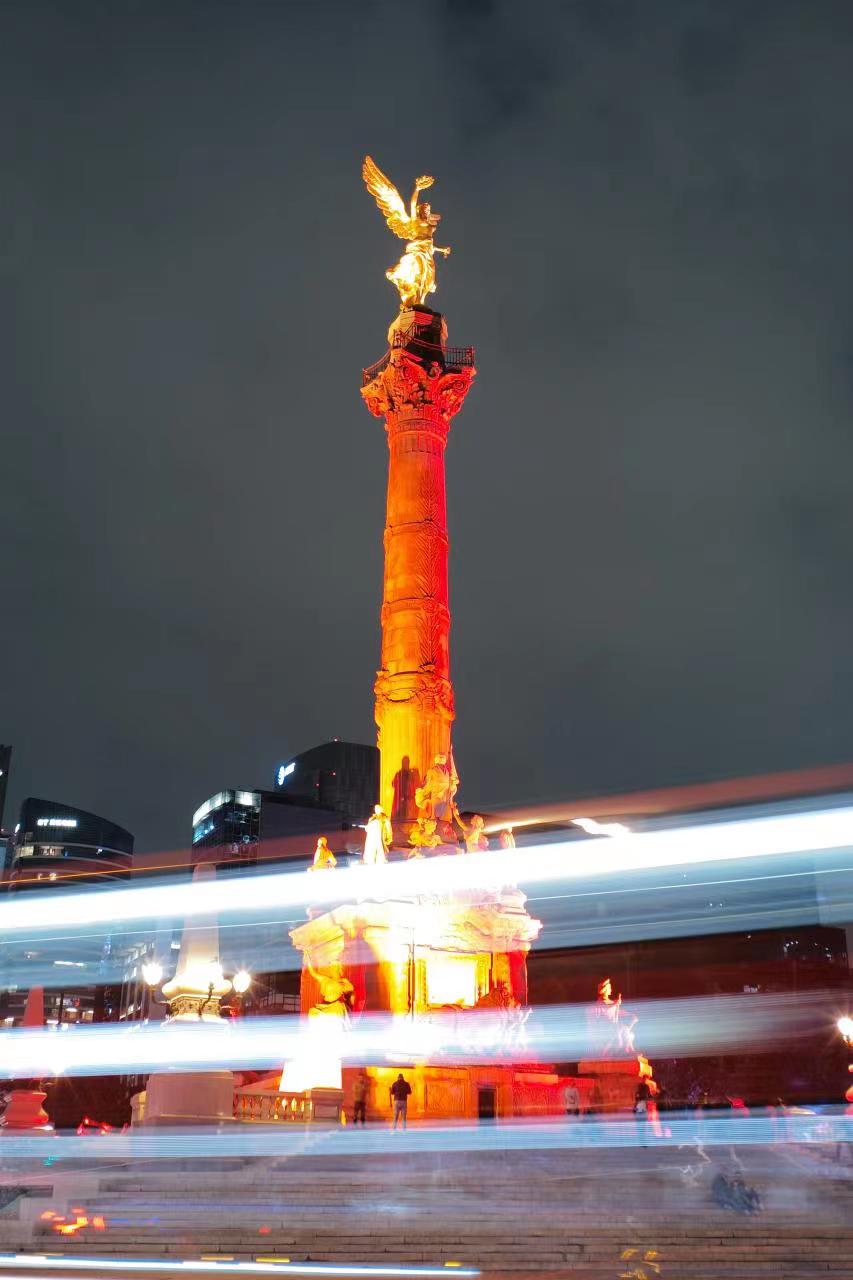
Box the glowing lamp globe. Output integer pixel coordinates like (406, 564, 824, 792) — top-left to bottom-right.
(232, 969, 252, 995)
(142, 962, 163, 988)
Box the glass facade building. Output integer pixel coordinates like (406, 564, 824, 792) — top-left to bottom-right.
(273, 740, 378, 821)
(0, 798, 134, 1029)
(7, 796, 133, 891)
(191, 741, 379, 871)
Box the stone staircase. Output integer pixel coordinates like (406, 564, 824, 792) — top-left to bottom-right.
(2, 1143, 852, 1274)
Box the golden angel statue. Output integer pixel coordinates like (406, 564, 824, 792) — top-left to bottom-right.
(362, 155, 452, 309)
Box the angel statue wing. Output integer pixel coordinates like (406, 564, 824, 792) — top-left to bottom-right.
(362, 155, 412, 240)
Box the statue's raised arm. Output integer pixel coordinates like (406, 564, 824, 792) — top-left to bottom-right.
(362, 154, 451, 309)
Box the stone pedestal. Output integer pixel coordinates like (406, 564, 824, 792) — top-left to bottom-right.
(306, 1087, 344, 1123)
(138, 862, 236, 1127)
(0, 1089, 53, 1132)
(292, 891, 539, 1020)
(578, 1058, 640, 1113)
(143, 1070, 235, 1127)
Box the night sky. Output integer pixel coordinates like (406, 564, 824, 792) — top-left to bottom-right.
(3, 1, 853, 853)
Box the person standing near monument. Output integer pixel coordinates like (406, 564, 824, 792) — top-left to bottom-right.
(351, 1070, 369, 1126)
(390, 1072, 412, 1129)
(563, 1082, 581, 1118)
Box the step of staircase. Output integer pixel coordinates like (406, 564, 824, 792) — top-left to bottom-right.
(1, 1142, 851, 1274)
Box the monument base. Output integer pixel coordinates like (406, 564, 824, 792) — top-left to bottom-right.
(234, 1078, 343, 1124)
(394, 840, 460, 859)
(141, 1070, 236, 1127)
(578, 1058, 641, 1113)
(234, 1066, 580, 1124)
(345, 1063, 580, 1123)
(306, 1087, 344, 1123)
(0, 1089, 53, 1132)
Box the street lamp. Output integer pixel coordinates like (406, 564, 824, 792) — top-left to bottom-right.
(232, 969, 251, 995)
(143, 961, 253, 1020)
(838, 1015, 853, 1048)
(141, 961, 167, 1019)
(220, 969, 253, 1018)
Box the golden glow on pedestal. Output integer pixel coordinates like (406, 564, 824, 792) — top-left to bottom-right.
(290, 889, 538, 1020)
(280, 1036, 343, 1094)
(424, 952, 485, 1008)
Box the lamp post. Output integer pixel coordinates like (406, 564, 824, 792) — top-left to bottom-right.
(141, 961, 165, 1021)
(142, 962, 252, 1020)
(221, 969, 252, 1018)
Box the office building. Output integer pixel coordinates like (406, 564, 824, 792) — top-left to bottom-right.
(191, 740, 378, 871)
(6, 796, 133, 891)
(0, 743, 11, 832)
(191, 787, 360, 871)
(272, 740, 378, 821)
(0, 798, 134, 1028)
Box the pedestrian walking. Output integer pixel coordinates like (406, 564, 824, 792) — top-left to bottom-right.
(563, 1082, 581, 1117)
(390, 1072, 412, 1129)
(634, 1077, 652, 1147)
(352, 1070, 368, 1126)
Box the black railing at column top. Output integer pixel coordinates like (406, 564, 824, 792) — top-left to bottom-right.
(362, 333, 476, 386)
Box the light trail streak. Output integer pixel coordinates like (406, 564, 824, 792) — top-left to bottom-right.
(5, 853, 853, 990)
(0, 1114, 849, 1161)
(0, 1261, 478, 1279)
(0, 991, 842, 1078)
(0, 805, 851, 937)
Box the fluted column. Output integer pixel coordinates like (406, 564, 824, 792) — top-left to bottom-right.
(361, 307, 475, 830)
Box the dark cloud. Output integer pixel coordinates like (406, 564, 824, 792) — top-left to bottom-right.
(2, 0, 853, 849)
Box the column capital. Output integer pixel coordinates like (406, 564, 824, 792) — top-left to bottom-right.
(361, 350, 475, 427)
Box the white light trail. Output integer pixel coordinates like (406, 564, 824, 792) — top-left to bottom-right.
(0, 1261, 477, 1279)
(0, 805, 851, 936)
(0, 991, 838, 1079)
(572, 817, 631, 838)
(0, 1113, 848, 1163)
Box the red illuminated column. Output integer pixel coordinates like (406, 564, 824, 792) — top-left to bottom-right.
(361, 307, 475, 830)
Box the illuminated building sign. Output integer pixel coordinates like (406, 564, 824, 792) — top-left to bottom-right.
(36, 818, 78, 829)
(277, 762, 296, 786)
